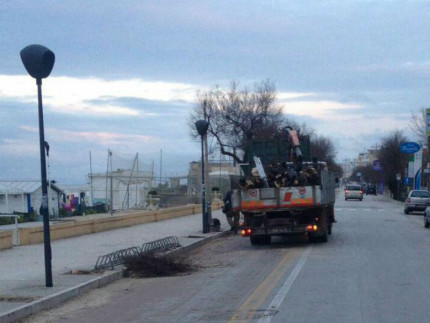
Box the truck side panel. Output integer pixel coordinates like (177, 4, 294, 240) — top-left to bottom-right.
(321, 170, 336, 205)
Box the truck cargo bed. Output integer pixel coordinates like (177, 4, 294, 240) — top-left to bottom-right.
(232, 170, 336, 212)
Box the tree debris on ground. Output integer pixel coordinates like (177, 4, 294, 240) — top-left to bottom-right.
(123, 253, 198, 278)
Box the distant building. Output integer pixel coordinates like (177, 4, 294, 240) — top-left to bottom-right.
(187, 161, 239, 195)
(0, 181, 62, 217)
(357, 147, 380, 168)
(341, 159, 356, 179)
(88, 169, 155, 211)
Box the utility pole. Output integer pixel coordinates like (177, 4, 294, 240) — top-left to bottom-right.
(203, 100, 212, 227)
(20, 44, 55, 287)
(160, 149, 163, 186)
(89, 151, 94, 206)
(109, 150, 113, 215)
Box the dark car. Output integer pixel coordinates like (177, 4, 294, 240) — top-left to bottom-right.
(366, 184, 377, 195)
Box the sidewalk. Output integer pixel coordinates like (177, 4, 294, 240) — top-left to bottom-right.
(0, 209, 230, 322)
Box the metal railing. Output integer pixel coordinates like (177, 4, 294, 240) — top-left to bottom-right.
(94, 236, 181, 270)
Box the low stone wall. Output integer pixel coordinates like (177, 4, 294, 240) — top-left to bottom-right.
(17, 202, 222, 246)
(0, 231, 13, 250)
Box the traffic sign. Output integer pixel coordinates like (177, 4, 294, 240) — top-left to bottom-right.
(373, 160, 382, 171)
(400, 142, 421, 154)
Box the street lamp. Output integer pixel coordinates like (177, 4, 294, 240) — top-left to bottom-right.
(20, 44, 55, 287)
(195, 119, 209, 233)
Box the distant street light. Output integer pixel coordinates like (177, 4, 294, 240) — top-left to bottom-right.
(20, 44, 55, 288)
(195, 120, 209, 233)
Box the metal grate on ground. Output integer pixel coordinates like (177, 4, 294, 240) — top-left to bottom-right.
(95, 236, 181, 270)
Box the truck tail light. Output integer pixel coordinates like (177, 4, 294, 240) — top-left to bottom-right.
(360, 190, 364, 194)
(241, 229, 252, 237)
(345, 190, 349, 193)
(307, 225, 318, 231)
(406, 198, 411, 203)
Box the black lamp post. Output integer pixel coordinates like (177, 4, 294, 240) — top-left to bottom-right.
(195, 120, 209, 233)
(20, 44, 55, 287)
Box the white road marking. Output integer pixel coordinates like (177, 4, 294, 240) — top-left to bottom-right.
(258, 246, 312, 323)
(336, 208, 388, 212)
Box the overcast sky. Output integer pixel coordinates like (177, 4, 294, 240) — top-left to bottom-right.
(1, 1, 429, 184)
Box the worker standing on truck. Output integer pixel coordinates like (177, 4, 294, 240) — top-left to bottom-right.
(222, 191, 240, 233)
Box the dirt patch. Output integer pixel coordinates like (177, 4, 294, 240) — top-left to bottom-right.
(0, 295, 37, 303)
(64, 269, 104, 275)
(123, 253, 199, 278)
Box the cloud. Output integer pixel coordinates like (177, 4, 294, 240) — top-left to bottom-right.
(0, 75, 202, 117)
(19, 124, 158, 146)
(0, 138, 39, 157)
(278, 91, 362, 119)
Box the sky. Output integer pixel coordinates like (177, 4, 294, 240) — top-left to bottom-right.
(1, 0, 430, 184)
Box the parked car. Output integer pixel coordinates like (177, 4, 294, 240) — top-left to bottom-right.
(345, 184, 363, 201)
(404, 190, 430, 214)
(424, 207, 430, 228)
(366, 184, 377, 195)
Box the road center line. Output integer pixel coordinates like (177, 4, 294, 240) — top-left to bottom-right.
(258, 245, 312, 323)
(228, 248, 300, 323)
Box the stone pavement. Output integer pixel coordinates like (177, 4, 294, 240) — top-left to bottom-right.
(0, 209, 230, 322)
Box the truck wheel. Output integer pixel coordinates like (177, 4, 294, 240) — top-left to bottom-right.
(404, 209, 409, 215)
(425, 218, 429, 228)
(261, 235, 271, 245)
(320, 233, 328, 243)
(250, 235, 261, 245)
(328, 223, 332, 235)
(250, 235, 271, 245)
(319, 213, 329, 242)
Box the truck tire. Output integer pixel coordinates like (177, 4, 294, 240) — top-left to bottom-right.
(328, 223, 332, 235)
(250, 235, 271, 245)
(261, 235, 271, 245)
(319, 232, 328, 242)
(319, 212, 329, 242)
(425, 218, 429, 228)
(250, 235, 262, 245)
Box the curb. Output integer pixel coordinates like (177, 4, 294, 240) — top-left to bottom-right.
(0, 230, 231, 323)
(0, 269, 122, 323)
(171, 230, 232, 256)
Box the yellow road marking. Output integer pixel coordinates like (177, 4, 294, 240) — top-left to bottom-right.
(228, 248, 301, 322)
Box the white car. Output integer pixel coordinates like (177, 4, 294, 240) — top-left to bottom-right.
(344, 184, 363, 201)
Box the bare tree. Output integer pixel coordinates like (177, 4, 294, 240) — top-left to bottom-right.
(409, 108, 427, 144)
(310, 135, 342, 175)
(189, 80, 285, 164)
(378, 130, 409, 194)
(349, 165, 379, 184)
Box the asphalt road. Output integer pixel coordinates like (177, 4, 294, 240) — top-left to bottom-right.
(24, 193, 430, 323)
